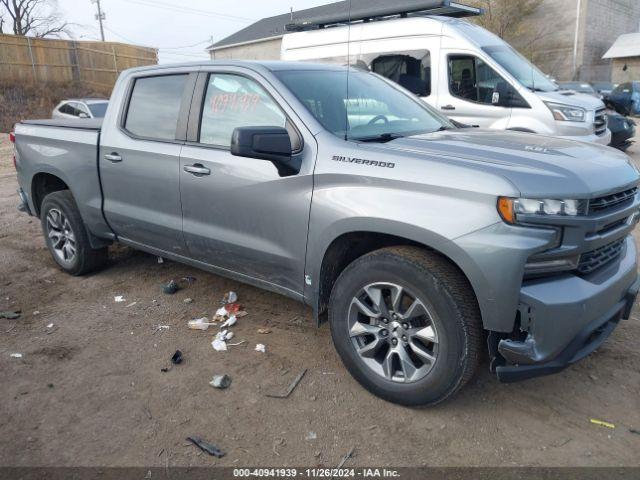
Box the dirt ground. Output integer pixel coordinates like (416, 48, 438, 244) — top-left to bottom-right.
(1, 131, 640, 468)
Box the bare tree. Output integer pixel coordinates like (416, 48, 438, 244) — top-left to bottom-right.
(467, 0, 544, 40)
(0, 0, 69, 37)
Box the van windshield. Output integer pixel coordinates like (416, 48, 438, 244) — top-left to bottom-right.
(482, 45, 558, 93)
(274, 69, 452, 142)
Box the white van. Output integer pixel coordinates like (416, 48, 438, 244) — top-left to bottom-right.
(281, 16, 611, 145)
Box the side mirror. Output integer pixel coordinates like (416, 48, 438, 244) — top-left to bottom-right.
(231, 126, 301, 177)
(78, 112, 89, 119)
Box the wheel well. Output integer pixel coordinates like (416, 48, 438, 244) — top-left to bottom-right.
(31, 173, 69, 217)
(317, 232, 471, 324)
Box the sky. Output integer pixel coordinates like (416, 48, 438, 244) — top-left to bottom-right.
(57, 0, 334, 63)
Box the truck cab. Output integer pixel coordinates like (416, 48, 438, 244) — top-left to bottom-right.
(281, 16, 611, 145)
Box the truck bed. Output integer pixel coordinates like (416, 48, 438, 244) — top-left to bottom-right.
(21, 118, 103, 130)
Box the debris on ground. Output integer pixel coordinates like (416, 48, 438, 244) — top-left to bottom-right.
(46, 323, 54, 329)
(273, 438, 285, 456)
(114, 296, 125, 303)
(209, 374, 232, 389)
(337, 447, 355, 468)
(33, 311, 40, 316)
(257, 327, 271, 334)
(183, 298, 193, 304)
(215, 306, 228, 319)
(266, 369, 307, 399)
(162, 280, 180, 295)
(629, 428, 640, 436)
(10, 353, 23, 358)
(236, 310, 248, 318)
(188, 317, 215, 331)
(220, 315, 237, 328)
(226, 303, 241, 315)
(126, 302, 137, 308)
(186, 436, 225, 457)
(222, 291, 238, 304)
(590, 418, 615, 429)
(255, 344, 266, 353)
(212, 330, 234, 351)
(227, 340, 246, 347)
(182, 276, 196, 284)
(305, 431, 317, 441)
(153, 325, 170, 335)
(171, 350, 184, 365)
(157, 256, 164, 264)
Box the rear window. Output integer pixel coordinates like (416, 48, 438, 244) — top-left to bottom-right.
(124, 75, 188, 140)
(88, 102, 108, 118)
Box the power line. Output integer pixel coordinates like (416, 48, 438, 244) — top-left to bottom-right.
(104, 26, 211, 51)
(114, 0, 254, 23)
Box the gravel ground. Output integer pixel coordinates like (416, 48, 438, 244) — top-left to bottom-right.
(1, 131, 639, 467)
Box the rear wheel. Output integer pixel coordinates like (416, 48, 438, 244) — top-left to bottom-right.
(40, 190, 108, 275)
(328, 246, 482, 406)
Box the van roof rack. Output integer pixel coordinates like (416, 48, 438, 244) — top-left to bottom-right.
(285, 0, 482, 32)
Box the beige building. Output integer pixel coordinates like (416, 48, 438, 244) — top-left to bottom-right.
(207, 0, 640, 82)
(603, 32, 640, 83)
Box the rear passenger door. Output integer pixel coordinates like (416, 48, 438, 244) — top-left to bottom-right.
(178, 67, 316, 296)
(100, 70, 196, 253)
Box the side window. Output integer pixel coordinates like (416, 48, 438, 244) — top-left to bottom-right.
(448, 55, 504, 105)
(199, 73, 287, 147)
(124, 74, 188, 141)
(371, 54, 431, 97)
(59, 103, 73, 115)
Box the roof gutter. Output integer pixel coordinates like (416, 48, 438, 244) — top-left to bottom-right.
(207, 34, 284, 52)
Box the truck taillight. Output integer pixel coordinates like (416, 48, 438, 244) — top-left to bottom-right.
(9, 132, 15, 143)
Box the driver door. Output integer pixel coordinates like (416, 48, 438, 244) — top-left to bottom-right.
(178, 69, 316, 296)
(438, 52, 511, 129)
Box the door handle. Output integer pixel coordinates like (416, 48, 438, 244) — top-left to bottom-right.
(441, 105, 456, 111)
(183, 164, 211, 176)
(104, 153, 122, 162)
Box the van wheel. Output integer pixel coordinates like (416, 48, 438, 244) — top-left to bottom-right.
(328, 246, 482, 406)
(40, 190, 108, 276)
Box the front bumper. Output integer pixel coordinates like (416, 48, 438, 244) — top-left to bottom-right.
(557, 129, 611, 146)
(495, 237, 638, 382)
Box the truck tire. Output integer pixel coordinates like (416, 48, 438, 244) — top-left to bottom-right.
(328, 246, 482, 406)
(40, 190, 108, 276)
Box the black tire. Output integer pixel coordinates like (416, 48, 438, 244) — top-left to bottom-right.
(40, 190, 108, 276)
(328, 246, 482, 406)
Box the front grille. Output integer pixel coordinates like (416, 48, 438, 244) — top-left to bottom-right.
(594, 108, 607, 136)
(577, 238, 625, 275)
(589, 187, 637, 215)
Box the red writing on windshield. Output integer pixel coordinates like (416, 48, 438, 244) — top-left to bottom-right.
(209, 93, 260, 113)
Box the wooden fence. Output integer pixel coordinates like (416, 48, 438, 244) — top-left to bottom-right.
(0, 34, 158, 88)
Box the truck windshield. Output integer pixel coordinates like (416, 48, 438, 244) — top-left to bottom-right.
(274, 69, 452, 142)
(482, 45, 558, 93)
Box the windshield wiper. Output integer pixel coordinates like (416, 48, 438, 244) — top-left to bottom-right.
(353, 132, 405, 143)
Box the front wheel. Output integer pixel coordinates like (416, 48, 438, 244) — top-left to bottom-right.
(328, 246, 482, 406)
(40, 190, 108, 275)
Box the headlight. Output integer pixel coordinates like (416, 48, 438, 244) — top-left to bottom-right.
(544, 102, 586, 122)
(498, 197, 584, 224)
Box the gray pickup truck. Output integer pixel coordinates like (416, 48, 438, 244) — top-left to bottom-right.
(12, 61, 640, 406)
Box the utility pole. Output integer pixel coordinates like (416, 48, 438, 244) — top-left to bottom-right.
(572, 0, 582, 80)
(91, 0, 106, 41)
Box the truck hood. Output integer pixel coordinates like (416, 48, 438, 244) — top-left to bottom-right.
(535, 90, 604, 110)
(380, 129, 638, 198)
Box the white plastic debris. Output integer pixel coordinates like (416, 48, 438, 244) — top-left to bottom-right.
(215, 306, 228, 318)
(10, 353, 23, 358)
(188, 317, 214, 331)
(114, 295, 125, 303)
(305, 431, 317, 441)
(255, 343, 266, 353)
(126, 302, 137, 308)
(224, 291, 238, 304)
(221, 315, 237, 328)
(157, 256, 164, 264)
(46, 323, 54, 328)
(212, 338, 227, 352)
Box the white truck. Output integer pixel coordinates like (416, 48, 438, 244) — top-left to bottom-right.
(281, 14, 610, 145)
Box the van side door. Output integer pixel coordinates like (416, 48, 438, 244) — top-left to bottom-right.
(178, 68, 317, 297)
(438, 52, 511, 129)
